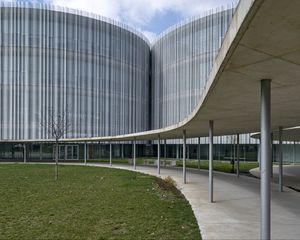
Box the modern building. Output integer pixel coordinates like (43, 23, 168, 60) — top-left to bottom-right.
(0, 2, 150, 140)
(0, 2, 298, 163)
(2, 1, 299, 239)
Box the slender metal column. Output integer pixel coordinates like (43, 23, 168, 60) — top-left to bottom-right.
(157, 135, 161, 174)
(183, 130, 187, 184)
(109, 142, 112, 166)
(40, 144, 43, 161)
(23, 144, 27, 163)
(99, 141, 101, 160)
(64, 145, 67, 161)
(198, 137, 201, 169)
(260, 79, 271, 240)
(293, 141, 296, 165)
(218, 137, 221, 161)
(209, 120, 214, 203)
(233, 138, 236, 173)
(258, 139, 261, 171)
(244, 143, 246, 162)
(271, 133, 273, 178)
(179, 144, 182, 160)
(133, 140, 136, 170)
(176, 144, 179, 159)
(237, 134, 240, 178)
(84, 142, 87, 165)
(278, 127, 283, 192)
(86, 144, 89, 162)
(164, 139, 167, 159)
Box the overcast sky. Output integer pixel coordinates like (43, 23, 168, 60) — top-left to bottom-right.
(15, 0, 238, 42)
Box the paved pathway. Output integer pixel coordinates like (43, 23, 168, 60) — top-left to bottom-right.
(84, 163, 300, 240)
(250, 165, 300, 190)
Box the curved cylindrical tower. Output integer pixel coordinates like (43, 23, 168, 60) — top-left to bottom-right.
(151, 8, 236, 129)
(0, 3, 150, 140)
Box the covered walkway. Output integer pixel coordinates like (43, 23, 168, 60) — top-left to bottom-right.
(250, 165, 300, 191)
(85, 163, 300, 240)
(2, 1, 300, 238)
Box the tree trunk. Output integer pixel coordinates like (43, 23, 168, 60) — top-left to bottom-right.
(55, 141, 59, 180)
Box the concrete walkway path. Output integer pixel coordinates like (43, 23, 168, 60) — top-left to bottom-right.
(84, 163, 300, 240)
(250, 165, 300, 190)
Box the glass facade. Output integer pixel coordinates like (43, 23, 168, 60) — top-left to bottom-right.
(151, 8, 236, 129)
(0, 4, 238, 141)
(0, 3, 298, 164)
(0, 3, 150, 140)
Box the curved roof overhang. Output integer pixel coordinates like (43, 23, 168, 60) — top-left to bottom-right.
(251, 126, 300, 142)
(2, 0, 300, 143)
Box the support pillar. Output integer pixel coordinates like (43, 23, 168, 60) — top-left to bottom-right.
(237, 134, 240, 178)
(157, 135, 161, 174)
(260, 79, 271, 240)
(40, 144, 43, 161)
(84, 142, 87, 165)
(176, 144, 179, 159)
(179, 144, 182, 160)
(218, 137, 221, 161)
(133, 140, 136, 170)
(278, 126, 283, 192)
(198, 137, 201, 169)
(209, 120, 214, 203)
(86, 144, 89, 162)
(233, 137, 236, 173)
(293, 141, 296, 165)
(258, 140, 261, 171)
(271, 133, 274, 178)
(244, 143, 246, 162)
(183, 130, 186, 184)
(109, 142, 112, 166)
(23, 144, 26, 163)
(98, 141, 102, 160)
(164, 139, 167, 159)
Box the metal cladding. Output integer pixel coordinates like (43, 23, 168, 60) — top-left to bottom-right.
(0, 3, 237, 141)
(0, 3, 150, 140)
(151, 8, 236, 129)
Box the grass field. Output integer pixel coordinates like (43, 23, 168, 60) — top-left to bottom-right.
(87, 158, 258, 174)
(0, 164, 200, 240)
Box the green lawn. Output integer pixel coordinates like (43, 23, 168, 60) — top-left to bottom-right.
(87, 157, 157, 165)
(0, 164, 200, 240)
(176, 160, 258, 174)
(87, 158, 258, 174)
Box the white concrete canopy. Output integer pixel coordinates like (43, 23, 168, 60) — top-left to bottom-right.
(252, 126, 300, 141)
(1, 0, 300, 143)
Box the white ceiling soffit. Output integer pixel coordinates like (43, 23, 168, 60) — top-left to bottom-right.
(251, 126, 300, 142)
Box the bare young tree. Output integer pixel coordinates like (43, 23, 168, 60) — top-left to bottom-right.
(41, 107, 71, 180)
